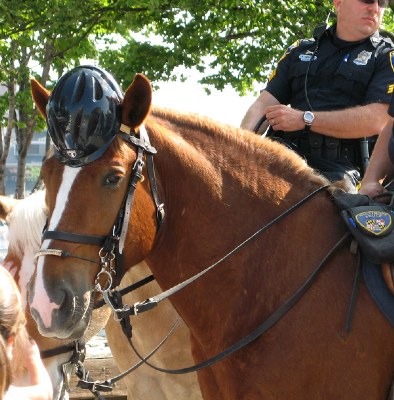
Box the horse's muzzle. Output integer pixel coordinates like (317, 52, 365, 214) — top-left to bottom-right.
(28, 278, 93, 340)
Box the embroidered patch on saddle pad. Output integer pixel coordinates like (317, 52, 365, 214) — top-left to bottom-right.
(348, 207, 393, 237)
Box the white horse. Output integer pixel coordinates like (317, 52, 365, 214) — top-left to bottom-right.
(0, 190, 111, 400)
(0, 191, 202, 399)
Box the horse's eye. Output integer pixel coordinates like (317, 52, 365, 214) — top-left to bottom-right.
(105, 174, 122, 186)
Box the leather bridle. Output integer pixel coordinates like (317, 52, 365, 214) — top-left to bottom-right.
(35, 124, 165, 292)
(34, 124, 165, 399)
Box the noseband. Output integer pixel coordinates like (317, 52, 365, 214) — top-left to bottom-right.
(35, 125, 165, 290)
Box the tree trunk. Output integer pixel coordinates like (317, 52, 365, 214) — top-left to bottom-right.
(0, 41, 16, 195)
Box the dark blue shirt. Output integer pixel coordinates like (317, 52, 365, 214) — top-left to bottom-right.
(266, 25, 394, 112)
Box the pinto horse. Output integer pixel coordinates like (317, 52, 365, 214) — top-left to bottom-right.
(0, 191, 103, 399)
(29, 73, 394, 399)
(0, 191, 112, 400)
(0, 191, 201, 399)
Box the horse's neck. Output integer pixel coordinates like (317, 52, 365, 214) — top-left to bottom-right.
(144, 112, 332, 302)
(148, 110, 326, 206)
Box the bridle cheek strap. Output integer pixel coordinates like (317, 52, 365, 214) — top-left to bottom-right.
(117, 124, 165, 253)
(118, 143, 144, 254)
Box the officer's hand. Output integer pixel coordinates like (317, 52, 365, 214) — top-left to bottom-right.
(358, 181, 386, 198)
(264, 105, 305, 132)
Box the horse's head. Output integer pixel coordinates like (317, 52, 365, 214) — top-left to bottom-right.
(29, 66, 158, 340)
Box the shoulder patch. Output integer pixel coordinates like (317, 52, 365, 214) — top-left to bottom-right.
(268, 69, 277, 82)
(268, 40, 302, 82)
(278, 40, 300, 63)
(391, 50, 394, 72)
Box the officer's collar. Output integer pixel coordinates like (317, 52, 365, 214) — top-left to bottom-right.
(327, 24, 381, 48)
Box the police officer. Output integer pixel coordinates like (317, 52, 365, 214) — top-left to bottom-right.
(241, 0, 394, 192)
(359, 96, 394, 196)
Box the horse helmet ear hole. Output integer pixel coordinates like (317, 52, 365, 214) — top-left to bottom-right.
(122, 73, 152, 129)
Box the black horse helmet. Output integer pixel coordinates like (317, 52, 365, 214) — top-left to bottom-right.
(46, 65, 123, 167)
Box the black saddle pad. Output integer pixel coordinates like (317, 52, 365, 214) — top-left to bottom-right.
(363, 258, 394, 327)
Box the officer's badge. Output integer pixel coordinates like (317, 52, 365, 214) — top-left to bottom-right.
(354, 210, 392, 236)
(353, 50, 372, 66)
(299, 54, 317, 62)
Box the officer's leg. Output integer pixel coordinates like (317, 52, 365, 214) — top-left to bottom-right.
(305, 155, 360, 193)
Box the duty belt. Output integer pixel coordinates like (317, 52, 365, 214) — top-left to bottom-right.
(269, 130, 362, 167)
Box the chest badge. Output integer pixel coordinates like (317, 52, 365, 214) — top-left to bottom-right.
(299, 54, 317, 62)
(353, 50, 372, 66)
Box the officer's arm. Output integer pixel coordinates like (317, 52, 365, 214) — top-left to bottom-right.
(360, 119, 394, 196)
(240, 91, 280, 134)
(309, 103, 390, 139)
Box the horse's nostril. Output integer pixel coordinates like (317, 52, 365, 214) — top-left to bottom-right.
(56, 287, 75, 316)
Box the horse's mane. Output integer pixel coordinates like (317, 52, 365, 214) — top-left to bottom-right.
(149, 106, 328, 190)
(7, 190, 47, 255)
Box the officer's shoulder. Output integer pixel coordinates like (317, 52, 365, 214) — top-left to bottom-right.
(286, 37, 315, 53)
(379, 30, 394, 47)
(299, 37, 316, 47)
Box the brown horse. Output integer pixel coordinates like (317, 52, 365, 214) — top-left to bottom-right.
(0, 191, 201, 399)
(29, 72, 394, 399)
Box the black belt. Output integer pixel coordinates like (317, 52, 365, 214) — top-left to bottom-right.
(269, 130, 361, 167)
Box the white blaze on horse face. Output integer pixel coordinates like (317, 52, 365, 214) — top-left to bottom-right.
(31, 166, 81, 329)
(19, 248, 37, 309)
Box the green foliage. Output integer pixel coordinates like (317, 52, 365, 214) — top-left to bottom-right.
(97, 0, 335, 93)
(0, 0, 391, 194)
(0, 0, 392, 94)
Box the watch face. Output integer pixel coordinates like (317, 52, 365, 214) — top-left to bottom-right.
(304, 111, 314, 124)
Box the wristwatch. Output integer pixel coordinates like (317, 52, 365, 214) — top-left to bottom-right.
(303, 111, 315, 131)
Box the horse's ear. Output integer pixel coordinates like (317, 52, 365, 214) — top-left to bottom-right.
(121, 73, 152, 129)
(0, 196, 18, 221)
(30, 78, 50, 118)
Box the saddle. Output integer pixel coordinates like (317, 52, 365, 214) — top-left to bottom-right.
(335, 191, 394, 264)
(334, 191, 394, 322)
(334, 192, 394, 294)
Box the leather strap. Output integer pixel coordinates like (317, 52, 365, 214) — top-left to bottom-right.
(128, 233, 350, 375)
(42, 230, 106, 245)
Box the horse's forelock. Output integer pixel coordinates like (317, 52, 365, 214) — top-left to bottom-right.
(7, 190, 47, 256)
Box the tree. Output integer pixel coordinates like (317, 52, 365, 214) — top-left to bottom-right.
(0, 0, 393, 196)
(97, 1, 394, 94)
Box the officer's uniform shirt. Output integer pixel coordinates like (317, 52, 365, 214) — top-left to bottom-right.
(266, 24, 394, 112)
(264, 24, 394, 187)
